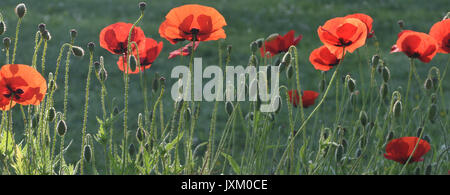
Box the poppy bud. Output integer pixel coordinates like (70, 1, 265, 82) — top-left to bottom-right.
(3, 37, 11, 48)
(255, 38, 264, 48)
(250, 41, 258, 53)
(359, 111, 368, 127)
(265, 33, 279, 42)
(184, 107, 191, 122)
(0, 21, 5, 35)
(382, 66, 390, 83)
(71, 46, 85, 57)
(87, 42, 95, 53)
(430, 93, 437, 104)
(371, 55, 380, 67)
(424, 77, 433, 90)
(380, 83, 388, 99)
(425, 164, 432, 175)
(47, 107, 56, 122)
(428, 103, 437, 122)
(225, 101, 234, 116)
(386, 131, 394, 141)
(42, 30, 51, 41)
(160, 76, 166, 88)
(38, 23, 46, 33)
(286, 65, 294, 79)
(282, 52, 291, 66)
(136, 127, 146, 142)
(94, 61, 101, 73)
(397, 20, 405, 29)
(423, 135, 431, 144)
(152, 73, 160, 93)
(347, 77, 356, 93)
(15, 3, 27, 18)
(416, 127, 423, 137)
(128, 143, 136, 157)
(139, 2, 146, 12)
(48, 79, 57, 91)
(393, 100, 402, 118)
(70, 29, 77, 39)
(98, 67, 108, 82)
(137, 113, 143, 126)
(84, 145, 92, 163)
(57, 120, 67, 136)
(335, 145, 344, 162)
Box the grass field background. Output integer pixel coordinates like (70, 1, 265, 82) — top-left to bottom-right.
(0, 0, 448, 171)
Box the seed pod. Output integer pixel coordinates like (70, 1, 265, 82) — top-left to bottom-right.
(250, 41, 258, 53)
(286, 65, 294, 79)
(397, 20, 405, 29)
(47, 107, 56, 122)
(0, 21, 6, 35)
(136, 127, 145, 142)
(15, 3, 27, 18)
(393, 100, 402, 118)
(347, 77, 356, 93)
(428, 104, 437, 122)
(371, 55, 380, 67)
(359, 111, 368, 127)
(84, 145, 92, 162)
(128, 143, 136, 157)
(87, 42, 95, 53)
(139, 2, 146, 11)
(382, 66, 390, 82)
(57, 120, 67, 136)
(386, 131, 394, 141)
(416, 127, 423, 137)
(3, 37, 11, 48)
(225, 101, 234, 116)
(424, 77, 433, 90)
(380, 83, 388, 99)
(425, 164, 432, 175)
(71, 46, 85, 57)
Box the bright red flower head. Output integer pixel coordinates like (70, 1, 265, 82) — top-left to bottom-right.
(117, 38, 163, 74)
(318, 17, 368, 57)
(391, 30, 438, 63)
(384, 137, 431, 164)
(0, 64, 47, 111)
(159, 4, 227, 44)
(100, 22, 146, 55)
(429, 19, 450, 54)
(288, 90, 319, 108)
(260, 30, 303, 57)
(345, 13, 374, 38)
(309, 45, 341, 71)
(168, 42, 199, 59)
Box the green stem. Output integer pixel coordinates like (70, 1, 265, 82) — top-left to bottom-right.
(11, 18, 22, 64)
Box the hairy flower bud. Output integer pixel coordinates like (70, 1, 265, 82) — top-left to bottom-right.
(255, 38, 264, 48)
(15, 3, 27, 18)
(250, 41, 258, 53)
(416, 127, 423, 137)
(424, 77, 433, 90)
(139, 2, 147, 12)
(393, 100, 402, 118)
(38, 23, 46, 33)
(47, 107, 56, 122)
(70, 29, 77, 39)
(347, 77, 356, 93)
(71, 46, 85, 57)
(42, 30, 51, 41)
(428, 103, 437, 123)
(0, 21, 6, 35)
(136, 127, 146, 142)
(359, 111, 368, 127)
(286, 65, 294, 79)
(3, 37, 11, 48)
(382, 66, 390, 82)
(98, 67, 108, 82)
(57, 120, 67, 136)
(84, 145, 92, 162)
(371, 55, 380, 67)
(225, 101, 234, 116)
(87, 42, 95, 53)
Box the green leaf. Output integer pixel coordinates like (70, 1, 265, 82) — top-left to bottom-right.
(165, 131, 184, 152)
(222, 152, 240, 174)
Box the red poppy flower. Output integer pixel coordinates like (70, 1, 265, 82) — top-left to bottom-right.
(309, 45, 341, 71)
(429, 19, 450, 54)
(288, 90, 319, 108)
(0, 64, 47, 111)
(318, 17, 367, 57)
(260, 30, 303, 57)
(158, 4, 227, 44)
(391, 30, 438, 63)
(384, 137, 431, 164)
(345, 13, 374, 38)
(100, 22, 146, 55)
(117, 38, 163, 74)
(168, 42, 199, 59)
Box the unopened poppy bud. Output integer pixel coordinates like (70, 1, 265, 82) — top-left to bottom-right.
(136, 127, 145, 142)
(47, 107, 56, 122)
(393, 100, 402, 118)
(71, 46, 84, 57)
(139, 2, 146, 12)
(250, 41, 258, 53)
(48, 79, 57, 91)
(371, 55, 380, 67)
(152, 73, 160, 93)
(359, 111, 368, 127)
(430, 93, 437, 104)
(386, 131, 394, 141)
(335, 145, 344, 162)
(57, 120, 67, 136)
(3, 37, 11, 48)
(84, 145, 92, 162)
(38, 23, 46, 33)
(42, 30, 51, 41)
(48, 72, 54, 81)
(428, 103, 437, 122)
(225, 101, 234, 116)
(94, 61, 101, 73)
(266, 33, 279, 42)
(15, 3, 27, 18)
(70, 29, 77, 39)
(273, 95, 282, 113)
(286, 65, 294, 79)
(128, 143, 136, 157)
(425, 164, 432, 175)
(431, 77, 438, 90)
(424, 77, 434, 91)
(397, 20, 405, 29)
(129, 55, 138, 71)
(380, 83, 388, 99)
(282, 52, 291, 65)
(382, 66, 390, 82)
(184, 107, 191, 122)
(137, 113, 143, 126)
(347, 77, 356, 93)
(416, 127, 423, 137)
(0, 21, 5, 35)
(87, 42, 95, 53)
(256, 38, 264, 48)
(160, 76, 166, 88)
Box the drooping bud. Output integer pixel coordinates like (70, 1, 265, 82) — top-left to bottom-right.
(359, 111, 368, 127)
(416, 127, 423, 137)
(371, 55, 380, 67)
(160, 76, 166, 88)
(139, 2, 147, 12)
(335, 145, 344, 162)
(87, 42, 95, 53)
(84, 145, 92, 162)
(250, 41, 258, 53)
(70, 29, 77, 39)
(424, 77, 433, 90)
(225, 101, 234, 116)
(428, 103, 437, 122)
(273, 95, 282, 113)
(71, 46, 85, 57)
(0, 21, 6, 35)
(3, 37, 11, 48)
(393, 100, 402, 118)
(265, 33, 279, 42)
(256, 38, 264, 48)
(136, 127, 145, 142)
(423, 135, 431, 144)
(382, 66, 390, 82)
(42, 30, 51, 41)
(347, 77, 356, 93)
(397, 20, 405, 29)
(282, 52, 291, 66)
(57, 120, 67, 136)
(15, 3, 27, 18)
(38, 23, 46, 33)
(113, 106, 119, 116)
(47, 107, 56, 122)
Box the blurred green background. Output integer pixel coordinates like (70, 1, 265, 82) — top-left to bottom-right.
(0, 0, 448, 167)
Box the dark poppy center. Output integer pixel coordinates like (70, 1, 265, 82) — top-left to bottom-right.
(4, 86, 24, 100)
(113, 42, 127, 54)
(410, 52, 421, 58)
(329, 60, 340, 67)
(336, 38, 352, 47)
